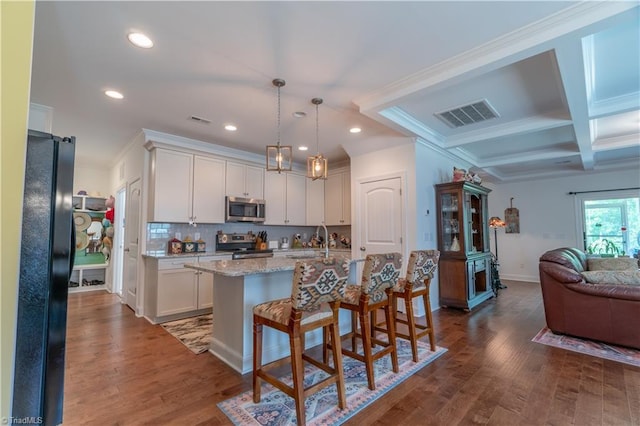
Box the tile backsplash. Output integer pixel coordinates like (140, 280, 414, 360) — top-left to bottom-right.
(146, 222, 351, 254)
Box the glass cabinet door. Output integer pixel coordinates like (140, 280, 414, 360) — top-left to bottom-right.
(466, 192, 482, 253)
(439, 191, 463, 253)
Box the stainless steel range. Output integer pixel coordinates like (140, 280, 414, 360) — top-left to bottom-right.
(216, 232, 274, 259)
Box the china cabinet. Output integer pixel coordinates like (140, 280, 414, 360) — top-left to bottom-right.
(435, 181, 492, 310)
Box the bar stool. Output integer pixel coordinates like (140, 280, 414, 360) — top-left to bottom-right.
(391, 250, 440, 362)
(253, 257, 351, 426)
(335, 252, 402, 390)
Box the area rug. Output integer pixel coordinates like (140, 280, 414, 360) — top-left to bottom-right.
(160, 313, 212, 354)
(532, 327, 640, 367)
(217, 339, 447, 425)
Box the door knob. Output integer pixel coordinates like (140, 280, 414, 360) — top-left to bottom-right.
(360, 246, 366, 251)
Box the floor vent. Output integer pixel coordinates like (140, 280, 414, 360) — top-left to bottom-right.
(189, 115, 211, 124)
(435, 99, 499, 128)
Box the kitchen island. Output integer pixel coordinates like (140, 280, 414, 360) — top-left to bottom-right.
(185, 255, 360, 374)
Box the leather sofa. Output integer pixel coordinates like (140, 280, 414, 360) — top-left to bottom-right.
(538, 247, 640, 349)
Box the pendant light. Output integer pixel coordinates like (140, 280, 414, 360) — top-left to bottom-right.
(266, 78, 292, 173)
(306, 97, 328, 180)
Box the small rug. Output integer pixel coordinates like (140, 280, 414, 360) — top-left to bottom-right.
(532, 327, 640, 367)
(160, 313, 212, 354)
(217, 339, 447, 425)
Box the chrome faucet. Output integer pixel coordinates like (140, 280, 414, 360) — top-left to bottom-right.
(316, 222, 329, 258)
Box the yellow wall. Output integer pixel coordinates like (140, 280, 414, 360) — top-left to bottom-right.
(0, 0, 35, 418)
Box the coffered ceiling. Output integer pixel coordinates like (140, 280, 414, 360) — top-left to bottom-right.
(30, 2, 639, 182)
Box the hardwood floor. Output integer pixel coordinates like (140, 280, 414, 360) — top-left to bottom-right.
(63, 281, 640, 425)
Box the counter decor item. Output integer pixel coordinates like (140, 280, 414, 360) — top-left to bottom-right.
(168, 238, 183, 254)
(196, 239, 206, 252)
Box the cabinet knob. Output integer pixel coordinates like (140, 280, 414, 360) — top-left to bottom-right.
(360, 246, 366, 252)
(124, 248, 130, 252)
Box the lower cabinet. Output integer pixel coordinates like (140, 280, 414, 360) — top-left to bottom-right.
(438, 253, 492, 310)
(145, 255, 223, 323)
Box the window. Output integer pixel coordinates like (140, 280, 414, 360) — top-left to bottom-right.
(575, 190, 640, 257)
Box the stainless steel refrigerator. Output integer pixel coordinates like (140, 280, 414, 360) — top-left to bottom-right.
(13, 130, 75, 425)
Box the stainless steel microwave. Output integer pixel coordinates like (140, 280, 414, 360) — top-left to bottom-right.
(225, 196, 266, 223)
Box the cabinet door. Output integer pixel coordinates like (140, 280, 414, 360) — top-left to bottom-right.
(197, 271, 213, 309)
(341, 172, 351, 225)
(151, 150, 192, 222)
(193, 156, 225, 224)
(264, 172, 286, 224)
(306, 178, 324, 225)
(157, 269, 198, 316)
(245, 165, 264, 199)
(324, 173, 343, 226)
(286, 173, 306, 226)
(225, 161, 246, 197)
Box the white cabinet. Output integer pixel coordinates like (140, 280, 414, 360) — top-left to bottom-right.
(144, 255, 227, 323)
(157, 267, 198, 316)
(264, 172, 306, 225)
(324, 170, 351, 225)
(192, 156, 226, 224)
(306, 178, 325, 225)
(149, 149, 192, 222)
(226, 161, 264, 199)
(149, 149, 225, 224)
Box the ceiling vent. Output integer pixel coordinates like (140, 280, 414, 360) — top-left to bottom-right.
(435, 99, 499, 128)
(189, 115, 211, 124)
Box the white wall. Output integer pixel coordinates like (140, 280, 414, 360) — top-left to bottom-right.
(488, 168, 640, 282)
(349, 138, 469, 310)
(73, 165, 110, 197)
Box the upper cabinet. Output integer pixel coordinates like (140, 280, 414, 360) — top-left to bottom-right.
(264, 172, 306, 226)
(324, 170, 351, 226)
(226, 161, 264, 199)
(306, 178, 325, 226)
(148, 149, 225, 224)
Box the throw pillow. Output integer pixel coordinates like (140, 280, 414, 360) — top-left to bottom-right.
(581, 270, 640, 286)
(587, 257, 639, 271)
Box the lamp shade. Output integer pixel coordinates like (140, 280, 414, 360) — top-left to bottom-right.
(489, 216, 506, 228)
(307, 154, 328, 180)
(266, 145, 292, 172)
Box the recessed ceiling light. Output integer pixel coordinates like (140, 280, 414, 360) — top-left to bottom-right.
(224, 124, 237, 131)
(298, 146, 309, 151)
(105, 90, 124, 99)
(292, 111, 307, 118)
(127, 32, 153, 48)
(349, 127, 362, 133)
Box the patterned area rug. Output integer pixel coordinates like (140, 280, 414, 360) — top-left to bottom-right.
(218, 339, 447, 425)
(532, 327, 640, 367)
(160, 313, 212, 354)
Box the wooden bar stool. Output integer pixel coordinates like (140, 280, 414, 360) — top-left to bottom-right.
(253, 257, 351, 426)
(335, 252, 402, 390)
(391, 250, 440, 362)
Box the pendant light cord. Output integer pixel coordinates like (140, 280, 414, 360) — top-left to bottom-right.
(315, 102, 320, 155)
(277, 84, 281, 149)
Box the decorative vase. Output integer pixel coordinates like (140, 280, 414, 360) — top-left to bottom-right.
(450, 236, 460, 251)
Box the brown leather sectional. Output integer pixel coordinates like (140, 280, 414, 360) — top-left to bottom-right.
(538, 247, 640, 350)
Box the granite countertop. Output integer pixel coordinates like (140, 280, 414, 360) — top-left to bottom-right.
(141, 251, 228, 259)
(142, 247, 351, 259)
(185, 254, 363, 277)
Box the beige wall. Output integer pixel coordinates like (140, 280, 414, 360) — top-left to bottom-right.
(1, 0, 35, 418)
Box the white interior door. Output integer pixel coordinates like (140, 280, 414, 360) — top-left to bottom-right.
(124, 179, 141, 311)
(112, 187, 126, 297)
(359, 177, 403, 257)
